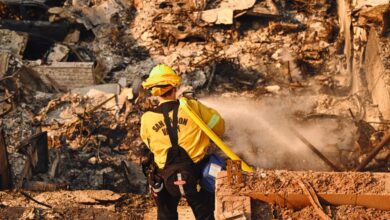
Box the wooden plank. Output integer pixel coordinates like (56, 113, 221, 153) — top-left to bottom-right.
(0, 52, 10, 77)
(0, 0, 47, 6)
(0, 129, 12, 189)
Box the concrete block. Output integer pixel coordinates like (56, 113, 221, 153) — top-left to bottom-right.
(32, 62, 97, 89)
(143, 206, 195, 220)
(215, 195, 251, 220)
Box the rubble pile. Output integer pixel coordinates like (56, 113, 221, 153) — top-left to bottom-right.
(0, 190, 153, 219)
(243, 170, 386, 194)
(279, 205, 390, 220)
(216, 170, 390, 219)
(1, 86, 152, 192)
(0, 0, 390, 219)
(0, 0, 347, 92)
(251, 201, 390, 220)
(33, 89, 149, 191)
(125, 0, 342, 91)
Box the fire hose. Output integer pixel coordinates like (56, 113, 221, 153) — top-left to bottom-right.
(179, 97, 253, 172)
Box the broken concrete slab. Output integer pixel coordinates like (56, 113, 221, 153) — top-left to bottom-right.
(0, 30, 28, 57)
(71, 83, 120, 96)
(47, 44, 69, 63)
(120, 87, 133, 100)
(63, 29, 81, 44)
(31, 62, 98, 89)
(201, 8, 234, 25)
(246, 0, 280, 17)
(30, 190, 121, 207)
(118, 77, 127, 88)
(81, 0, 122, 26)
(200, 0, 256, 24)
(202, 0, 281, 22)
(84, 89, 125, 111)
(219, 0, 256, 10)
(215, 195, 251, 220)
(144, 206, 195, 220)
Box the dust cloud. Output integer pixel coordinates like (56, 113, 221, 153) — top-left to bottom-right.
(200, 96, 357, 171)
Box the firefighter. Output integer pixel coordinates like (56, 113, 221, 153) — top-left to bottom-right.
(140, 64, 225, 220)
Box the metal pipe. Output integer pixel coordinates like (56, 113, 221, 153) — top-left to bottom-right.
(290, 127, 341, 171)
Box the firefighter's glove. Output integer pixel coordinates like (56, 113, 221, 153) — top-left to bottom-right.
(140, 146, 153, 176)
(149, 175, 163, 198)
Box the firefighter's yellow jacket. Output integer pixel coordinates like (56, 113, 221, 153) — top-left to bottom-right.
(140, 99, 225, 169)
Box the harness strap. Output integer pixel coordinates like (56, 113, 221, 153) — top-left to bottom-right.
(161, 101, 179, 148)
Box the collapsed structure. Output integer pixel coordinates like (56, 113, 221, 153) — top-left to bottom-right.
(0, 0, 390, 219)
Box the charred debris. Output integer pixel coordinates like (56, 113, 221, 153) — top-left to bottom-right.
(0, 0, 390, 218)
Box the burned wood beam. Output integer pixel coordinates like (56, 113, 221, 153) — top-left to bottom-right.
(0, 0, 48, 8)
(14, 132, 48, 189)
(0, 20, 70, 41)
(48, 151, 60, 179)
(0, 129, 12, 190)
(0, 90, 15, 117)
(121, 161, 132, 187)
(356, 130, 390, 171)
(17, 131, 48, 174)
(22, 181, 65, 191)
(0, 102, 13, 117)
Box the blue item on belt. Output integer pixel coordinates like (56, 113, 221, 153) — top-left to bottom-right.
(200, 154, 226, 193)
